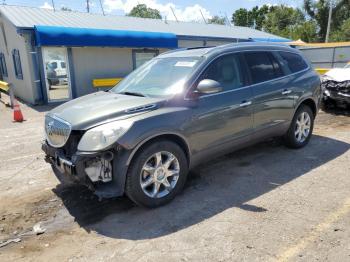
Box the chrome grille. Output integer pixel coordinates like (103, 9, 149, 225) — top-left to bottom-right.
(45, 115, 71, 148)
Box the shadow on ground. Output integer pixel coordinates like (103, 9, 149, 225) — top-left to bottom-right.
(53, 135, 349, 240)
(321, 103, 350, 116)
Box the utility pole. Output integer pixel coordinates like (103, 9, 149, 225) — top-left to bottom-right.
(199, 9, 207, 24)
(170, 6, 178, 22)
(325, 0, 333, 43)
(86, 0, 90, 13)
(51, 0, 55, 11)
(224, 12, 231, 27)
(99, 0, 105, 15)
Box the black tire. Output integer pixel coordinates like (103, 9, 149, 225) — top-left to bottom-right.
(125, 140, 188, 208)
(284, 105, 314, 149)
(48, 80, 52, 90)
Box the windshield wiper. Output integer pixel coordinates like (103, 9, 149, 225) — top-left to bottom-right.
(119, 91, 146, 97)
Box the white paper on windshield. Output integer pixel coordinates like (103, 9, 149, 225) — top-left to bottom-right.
(175, 61, 197, 67)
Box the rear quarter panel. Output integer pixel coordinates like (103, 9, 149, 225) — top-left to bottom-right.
(293, 68, 322, 114)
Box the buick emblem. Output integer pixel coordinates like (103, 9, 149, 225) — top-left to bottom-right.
(47, 121, 54, 136)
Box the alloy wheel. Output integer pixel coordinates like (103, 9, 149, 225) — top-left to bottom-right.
(140, 151, 180, 198)
(295, 111, 311, 143)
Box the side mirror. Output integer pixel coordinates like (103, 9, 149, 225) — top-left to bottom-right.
(196, 79, 222, 94)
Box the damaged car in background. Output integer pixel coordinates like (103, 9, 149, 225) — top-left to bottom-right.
(321, 62, 350, 108)
(42, 43, 321, 208)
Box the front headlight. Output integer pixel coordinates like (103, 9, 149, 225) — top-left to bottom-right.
(77, 120, 132, 151)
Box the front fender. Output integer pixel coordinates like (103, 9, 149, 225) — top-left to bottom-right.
(116, 107, 192, 164)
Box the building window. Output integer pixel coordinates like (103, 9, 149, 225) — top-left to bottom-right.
(133, 50, 159, 69)
(12, 49, 23, 79)
(0, 53, 8, 77)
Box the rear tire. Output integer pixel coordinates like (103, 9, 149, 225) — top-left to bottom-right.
(125, 140, 188, 208)
(284, 105, 314, 149)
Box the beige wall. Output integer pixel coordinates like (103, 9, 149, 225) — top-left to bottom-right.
(178, 40, 205, 48)
(178, 39, 234, 48)
(70, 47, 168, 97)
(0, 16, 38, 104)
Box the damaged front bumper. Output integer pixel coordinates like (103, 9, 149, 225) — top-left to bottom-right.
(41, 141, 130, 199)
(322, 80, 350, 105)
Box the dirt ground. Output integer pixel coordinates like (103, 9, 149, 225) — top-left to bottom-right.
(0, 96, 349, 262)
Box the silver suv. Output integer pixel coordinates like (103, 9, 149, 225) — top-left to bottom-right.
(42, 43, 321, 207)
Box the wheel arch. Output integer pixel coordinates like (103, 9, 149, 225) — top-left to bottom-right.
(125, 133, 191, 167)
(296, 98, 318, 117)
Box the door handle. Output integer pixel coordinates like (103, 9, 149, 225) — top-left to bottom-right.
(282, 89, 292, 95)
(239, 101, 252, 107)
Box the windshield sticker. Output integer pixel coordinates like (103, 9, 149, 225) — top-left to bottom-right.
(175, 61, 197, 67)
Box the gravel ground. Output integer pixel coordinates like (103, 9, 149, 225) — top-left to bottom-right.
(0, 96, 349, 262)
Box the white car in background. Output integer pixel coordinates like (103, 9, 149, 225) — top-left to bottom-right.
(46, 60, 68, 87)
(321, 62, 350, 108)
(323, 62, 350, 82)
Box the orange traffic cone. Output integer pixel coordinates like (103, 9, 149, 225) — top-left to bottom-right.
(13, 99, 24, 122)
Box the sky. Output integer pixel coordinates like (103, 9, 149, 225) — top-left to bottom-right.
(1, 0, 305, 22)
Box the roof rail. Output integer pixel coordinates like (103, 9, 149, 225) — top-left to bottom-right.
(160, 46, 214, 55)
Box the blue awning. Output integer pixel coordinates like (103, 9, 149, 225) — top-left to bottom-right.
(34, 25, 178, 48)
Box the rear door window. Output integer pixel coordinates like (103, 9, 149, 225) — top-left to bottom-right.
(244, 51, 284, 84)
(278, 51, 308, 73)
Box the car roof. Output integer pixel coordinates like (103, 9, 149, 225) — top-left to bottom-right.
(159, 42, 296, 59)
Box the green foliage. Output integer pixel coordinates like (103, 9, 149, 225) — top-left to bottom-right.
(232, 8, 254, 27)
(330, 18, 350, 41)
(289, 21, 318, 43)
(61, 6, 72, 11)
(304, 0, 350, 41)
(230, 1, 350, 43)
(208, 15, 226, 25)
(251, 5, 270, 30)
(128, 4, 162, 20)
(263, 5, 305, 35)
(231, 5, 270, 30)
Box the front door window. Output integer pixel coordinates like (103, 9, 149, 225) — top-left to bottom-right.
(42, 47, 72, 102)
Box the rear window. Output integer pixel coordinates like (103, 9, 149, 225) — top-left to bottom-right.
(279, 52, 308, 73)
(244, 51, 284, 84)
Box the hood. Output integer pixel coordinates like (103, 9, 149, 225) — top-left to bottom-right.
(324, 68, 350, 82)
(48, 91, 164, 130)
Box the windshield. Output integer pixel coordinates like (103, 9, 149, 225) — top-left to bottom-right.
(111, 56, 203, 97)
(345, 63, 350, 68)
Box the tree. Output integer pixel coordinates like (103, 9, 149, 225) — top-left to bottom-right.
(330, 18, 350, 41)
(232, 8, 254, 27)
(231, 5, 270, 29)
(208, 15, 226, 25)
(61, 6, 72, 12)
(304, 0, 350, 41)
(262, 5, 305, 39)
(290, 21, 318, 42)
(251, 5, 270, 30)
(127, 4, 162, 19)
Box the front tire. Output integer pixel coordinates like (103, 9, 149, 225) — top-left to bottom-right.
(284, 105, 314, 149)
(125, 140, 188, 208)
